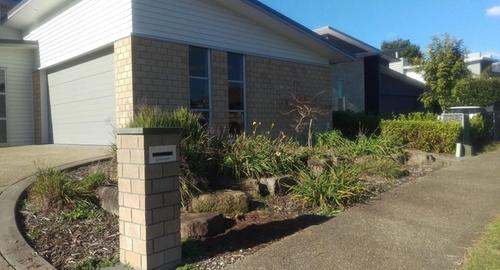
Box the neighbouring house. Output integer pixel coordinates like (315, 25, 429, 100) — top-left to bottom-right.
(390, 52, 500, 82)
(314, 26, 426, 115)
(0, 0, 357, 146)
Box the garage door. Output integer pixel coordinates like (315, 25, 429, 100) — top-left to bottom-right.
(48, 53, 115, 145)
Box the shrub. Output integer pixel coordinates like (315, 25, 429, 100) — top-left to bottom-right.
(29, 168, 92, 210)
(355, 157, 406, 179)
(315, 131, 401, 159)
(331, 110, 380, 139)
(453, 78, 500, 107)
(289, 165, 365, 213)
(394, 112, 438, 121)
(380, 119, 462, 154)
(223, 133, 305, 179)
(470, 114, 493, 148)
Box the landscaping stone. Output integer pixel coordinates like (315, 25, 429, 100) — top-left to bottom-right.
(181, 212, 232, 240)
(96, 186, 119, 216)
(191, 190, 249, 216)
(258, 176, 295, 196)
(307, 158, 333, 175)
(404, 150, 437, 166)
(240, 178, 263, 198)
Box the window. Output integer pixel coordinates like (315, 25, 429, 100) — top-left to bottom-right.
(0, 70, 5, 143)
(335, 80, 346, 111)
(228, 53, 245, 134)
(189, 46, 211, 125)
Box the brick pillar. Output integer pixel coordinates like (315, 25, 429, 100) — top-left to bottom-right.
(117, 128, 182, 270)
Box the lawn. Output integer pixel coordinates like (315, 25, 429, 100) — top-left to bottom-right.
(462, 215, 500, 270)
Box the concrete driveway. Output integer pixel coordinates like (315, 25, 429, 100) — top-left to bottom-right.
(0, 145, 110, 194)
(231, 149, 500, 270)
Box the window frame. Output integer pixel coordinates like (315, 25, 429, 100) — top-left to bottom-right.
(227, 53, 246, 132)
(0, 68, 6, 144)
(189, 46, 212, 126)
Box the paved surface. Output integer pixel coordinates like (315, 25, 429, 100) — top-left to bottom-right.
(0, 145, 109, 269)
(0, 145, 109, 194)
(230, 150, 500, 270)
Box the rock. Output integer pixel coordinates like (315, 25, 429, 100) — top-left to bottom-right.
(191, 190, 249, 216)
(307, 158, 334, 175)
(181, 212, 232, 240)
(96, 186, 119, 216)
(258, 175, 295, 196)
(404, 150, 437, 166)
(240, 178, 263, 198)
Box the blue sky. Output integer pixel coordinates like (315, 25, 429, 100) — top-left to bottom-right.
(260, 0, 500, 56)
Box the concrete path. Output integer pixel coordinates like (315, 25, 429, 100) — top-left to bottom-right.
(0, 145, 109, 269)
(0, 145, 109, 194)
(230, 149, 500, 270)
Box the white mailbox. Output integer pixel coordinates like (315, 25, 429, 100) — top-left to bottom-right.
(149, 145, 177, 164)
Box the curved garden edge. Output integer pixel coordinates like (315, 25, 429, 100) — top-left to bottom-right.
(0, 155, 112, 270)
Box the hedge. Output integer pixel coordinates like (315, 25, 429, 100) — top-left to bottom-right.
(380, 120, 462, 154)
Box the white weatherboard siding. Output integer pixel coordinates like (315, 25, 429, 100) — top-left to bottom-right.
(132, 0, 328, 65)
(0, 47, 35, 145)
(0, 26, 21, 40)
(24, 0, 132, 69)
(48, 53, 115, 145)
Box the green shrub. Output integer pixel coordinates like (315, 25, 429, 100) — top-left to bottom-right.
(75, 256, 118, 270)
(453, 78, 500, 107)
(60, 203, 99, 221)
(222, 133, 305, 179)
(289, 165, 365, 213)
(332, 110, 380, 139)
(29, 168, 93, 210)
(79, 172, 108, 191)
(381, 120, 462, 154)
(315, 131, 401, 159)
(470, 114, 493, 148)
(394, 112, 438, 121)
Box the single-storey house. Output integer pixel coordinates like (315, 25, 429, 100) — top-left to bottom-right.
(0, 0, 361, 146)
(315, 26, 426, 115)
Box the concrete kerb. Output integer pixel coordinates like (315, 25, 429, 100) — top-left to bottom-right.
(0, 155, 112, 270)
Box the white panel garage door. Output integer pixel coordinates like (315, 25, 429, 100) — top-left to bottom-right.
(48, 53, 115, 145)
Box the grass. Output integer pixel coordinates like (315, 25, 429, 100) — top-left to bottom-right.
(74, 256, 119, 270)
(462, 215, 500, 270)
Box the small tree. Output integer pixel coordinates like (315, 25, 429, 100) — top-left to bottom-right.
(420, 34, 470, 110)
(452, 78, 500, 106)
(381, 39, 423, 64)
(284, 92, 328, 148)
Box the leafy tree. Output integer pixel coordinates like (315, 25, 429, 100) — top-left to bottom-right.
(381, 39, 423, 64)
(420, 34, 470, 109)
(453, 78, 500, 106)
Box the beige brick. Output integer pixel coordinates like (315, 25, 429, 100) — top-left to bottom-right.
(132, 238, 149, 254)
(164, 246, 182, 264)
(163, 191, 180, 206)
(123, 250, 142, 269)
(132, 209, 152, 225)
(141, 222, 164, 240)
(123, 193, 141, 209)
(122, 164, 140, 179)
(119, 207, 132, 222)
(124, 222, 142, 239)
(144, 193, 163, 210)
(118, 179, 131, 193)
(130, 149, 146, 164)
(121, 135, 139, 149)
(116, 149, 130, 163)
(153, 233, 177, 253)
(142, 252, 165, 270)
(164, 219, 180, 235)
(130, 179, 150, 194)
(120, 235, 133, 251)
(152, 206, 174, 223)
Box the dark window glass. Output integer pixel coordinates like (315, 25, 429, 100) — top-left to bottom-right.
(228, 53, 244, 81)
(228, 82, 244, 111)
(229, 112, 244, 134)
(189, 47, 208, 77)
(0, 120, 5, 143)
(0, 95, 5, 118)
(190, 78, 209, 110)
(0, 70, 4, 93)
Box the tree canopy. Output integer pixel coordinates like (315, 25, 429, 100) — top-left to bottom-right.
(420, 34, 470, 110)
(381, 39, 423, 64)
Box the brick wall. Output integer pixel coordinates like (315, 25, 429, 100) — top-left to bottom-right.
(245, 55, 333, 137)
(32, 71, 42, 144)
(115, 36, 334, 135)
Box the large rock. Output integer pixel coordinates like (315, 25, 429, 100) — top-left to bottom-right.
(240, 178, 265, 198)
(181, 212, 232, 240)
(404, 150, 437, 166)
(307, 158, 336, 176)
(96, 186, 119, 216)
(258, 175, 295, 196)
(190, 190, 248, 216)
